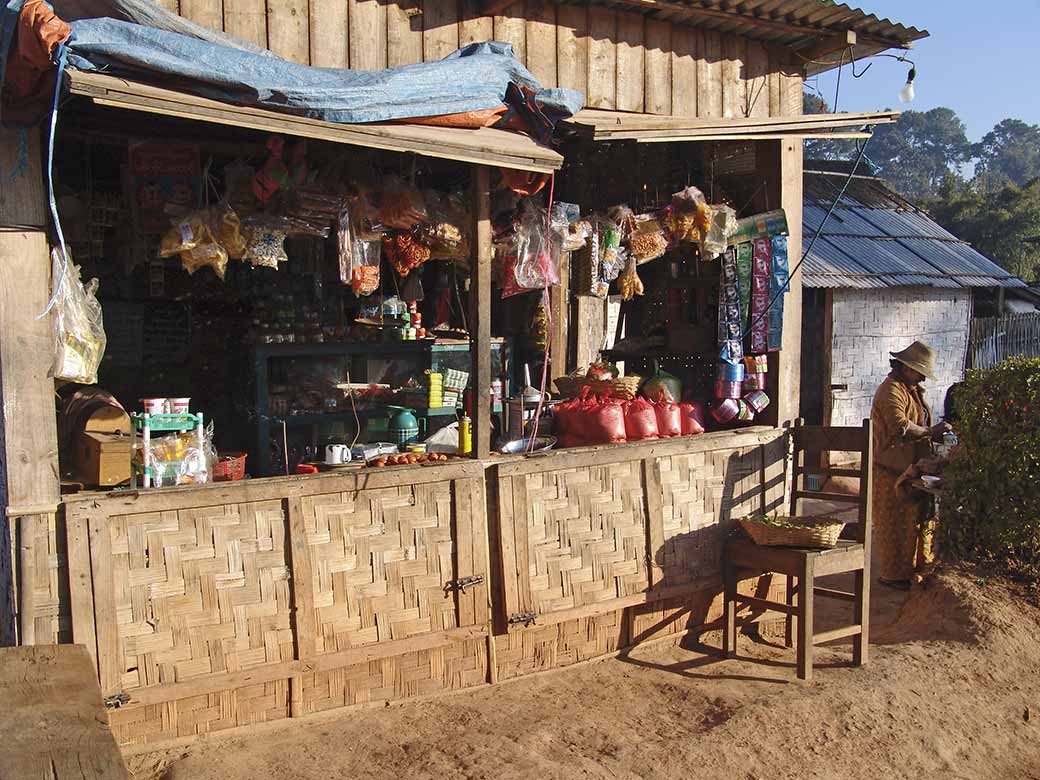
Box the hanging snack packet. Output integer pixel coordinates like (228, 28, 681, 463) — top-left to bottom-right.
(630, 214, 668, 264)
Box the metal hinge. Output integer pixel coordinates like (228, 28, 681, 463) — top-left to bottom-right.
(444, 574, 485, 594)
(104, 693, 130, 710)
(507, 611, 537, 627)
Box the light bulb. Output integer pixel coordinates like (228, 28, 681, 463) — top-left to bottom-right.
(899, 66, 916, 104)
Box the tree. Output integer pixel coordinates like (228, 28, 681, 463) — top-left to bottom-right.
(972, 119, 1040, 194)
(801, 92, 970, 200)
(865, 108, 971, 201)
(928, 176, 1040, 281)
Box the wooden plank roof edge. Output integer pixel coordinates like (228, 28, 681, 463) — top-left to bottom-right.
(65, 69, 564, 173)
(561, 109, 900, 140)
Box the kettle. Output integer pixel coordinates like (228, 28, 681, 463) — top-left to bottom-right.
(386, 405, 425, 446)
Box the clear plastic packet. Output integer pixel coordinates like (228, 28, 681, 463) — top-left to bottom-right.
(513, 202, 559, 290)
(159, 212, 208, 257)
(629, 214, 668, 264)
(136, 421, 216, 487)
(351, 238, 382, 296)
(702, 205, 738, 260)
(337, 202, 354, 285)
(180, 238, 229, 280)
(210, 202, 246, 260)
(50, 247, 107, 384)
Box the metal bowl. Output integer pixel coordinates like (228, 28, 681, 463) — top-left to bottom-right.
(498, 436, 557, 455)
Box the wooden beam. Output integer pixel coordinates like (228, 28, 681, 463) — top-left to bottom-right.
(470, 165, 493, 459)
(798, 29, 856, 62)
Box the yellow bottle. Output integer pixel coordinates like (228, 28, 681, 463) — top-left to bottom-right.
(459, 415, 472, 455)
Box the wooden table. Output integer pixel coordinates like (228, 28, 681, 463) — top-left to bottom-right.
(0, 645, 128, 779)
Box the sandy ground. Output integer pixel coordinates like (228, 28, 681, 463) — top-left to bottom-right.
(129, 561, 1040, 780)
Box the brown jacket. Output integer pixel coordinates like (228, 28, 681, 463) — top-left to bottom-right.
(871, 372, 933, 474)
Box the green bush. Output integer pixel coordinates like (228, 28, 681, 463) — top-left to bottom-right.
(941, 357, 1040, 574)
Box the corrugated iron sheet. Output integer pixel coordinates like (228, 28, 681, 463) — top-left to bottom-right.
(583, 0, 927, 73)
(802, 171, 1026, 290)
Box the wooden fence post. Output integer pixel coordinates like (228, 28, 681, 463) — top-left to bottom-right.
(0, 127, 60, 646)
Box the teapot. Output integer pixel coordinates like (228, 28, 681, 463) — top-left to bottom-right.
(386, 405, 425, 446)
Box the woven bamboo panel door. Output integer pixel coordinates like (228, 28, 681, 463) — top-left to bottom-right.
(496, 460, 650, 626)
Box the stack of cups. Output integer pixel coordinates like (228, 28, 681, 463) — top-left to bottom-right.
(715, 362, 745, 400)
(427, 372, 443, 408)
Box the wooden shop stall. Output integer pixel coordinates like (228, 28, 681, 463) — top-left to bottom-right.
(0, 0, 925, 753)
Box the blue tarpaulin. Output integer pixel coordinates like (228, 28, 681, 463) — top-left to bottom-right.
(64, 19, 583, 125)
(2, 0, 582, 131)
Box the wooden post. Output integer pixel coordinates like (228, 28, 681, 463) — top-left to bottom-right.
(777, 138, 803, 427)
(0, 127, 59, 646)
(469, 165, 492, 459)
(549, 250, 570, 381)
(573, 296, 606, 369)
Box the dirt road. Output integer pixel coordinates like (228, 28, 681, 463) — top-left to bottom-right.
(131, 569, 1040, 780)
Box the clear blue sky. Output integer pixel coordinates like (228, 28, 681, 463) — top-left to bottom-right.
(805, 0, 1040, 142)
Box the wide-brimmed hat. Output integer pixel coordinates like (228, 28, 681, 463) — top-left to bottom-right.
(891, 341, 936, 379)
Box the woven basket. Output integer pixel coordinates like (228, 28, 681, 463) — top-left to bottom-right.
(738, 516, 845, 549)
(213, 452, 247, 482)
(554, 374, 641, 400)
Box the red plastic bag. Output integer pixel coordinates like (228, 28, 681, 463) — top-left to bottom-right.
(680, 402, 706, 435)
(654, 399, 683, 437)
(624, 397, 660, 441)
(555, 395, 626, 447)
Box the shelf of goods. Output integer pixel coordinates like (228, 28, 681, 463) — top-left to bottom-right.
(253, 338, 510, 475)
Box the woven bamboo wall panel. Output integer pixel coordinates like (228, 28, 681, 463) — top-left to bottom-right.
(655, 446, 763, 586)
(108, 500, 294, 690)
(495, 610, 628, 681)
(108, 679, 289, 746)
(301, 637, 487, 714)
(302, 482, 459, 654)
(520, 462, 649, 616)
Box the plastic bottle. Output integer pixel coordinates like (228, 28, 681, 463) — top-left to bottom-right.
(459, 415, 472, 455)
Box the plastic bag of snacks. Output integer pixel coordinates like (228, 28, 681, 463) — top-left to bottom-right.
(670, 186, 710, 244)
(653, 398, 683, 437)
(242, 219, 289, 268)
(50, 248, 107, 384)
(351, 239, 382, 296)
(629, 214, 668, 264)
(210, 202, 246, 260)
(159, 211, 209, 257)
(618, 254, 644, 301)
(383, 231, 432, 278)
(378, 180, 428, 230)
(181, 239, 228, 279)
(624, 397, 660, 441)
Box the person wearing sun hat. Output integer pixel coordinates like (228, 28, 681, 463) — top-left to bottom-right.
(870, 341, 952, 590)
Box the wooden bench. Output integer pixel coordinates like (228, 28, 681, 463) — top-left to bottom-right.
(0, 644, 128, 779)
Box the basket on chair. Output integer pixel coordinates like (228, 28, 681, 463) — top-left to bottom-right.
(738, 515, 845, 549)
(554, 374, 641, 400)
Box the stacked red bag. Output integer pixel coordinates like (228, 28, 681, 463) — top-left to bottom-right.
(554, 392, 627, 448)
(679, 401, 706, 435)
(624, 397, 659, 441)
(653, 398, 683, 437)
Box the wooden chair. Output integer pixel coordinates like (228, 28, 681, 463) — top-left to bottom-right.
(722, 419, 873, 682)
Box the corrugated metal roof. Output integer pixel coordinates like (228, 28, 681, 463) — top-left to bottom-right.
(574, 0, 928, 73)
(802, 169, 1027, 290)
